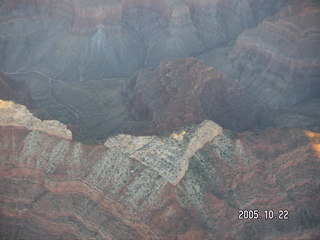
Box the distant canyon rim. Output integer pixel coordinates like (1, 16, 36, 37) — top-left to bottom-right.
(0, 0, 319, 239)
(0, 0, 319, 142)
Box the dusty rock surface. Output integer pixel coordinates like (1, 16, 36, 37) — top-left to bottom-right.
(0, 100, 72, 140)
(105, 120, 222, 185)
(0, 1, 319, 239)
(0, 119, 319, 239)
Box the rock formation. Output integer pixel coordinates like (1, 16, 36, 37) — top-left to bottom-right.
(198, 0, 320, 131)
(104, 120, 222, 185)
(0, 0, 319, 239)
(0, 116, 319, 239)
(229, 0, 320, 109)
(0, 99, 72, 140)
(131, 57, 271, 132)
(2, 57, 271, 141)
(0, 0, 290, 81)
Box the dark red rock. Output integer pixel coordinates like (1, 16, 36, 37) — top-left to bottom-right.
(131, 57, 269, 132)
(0, 2, 319, 239)
(0, 123, 319, 239)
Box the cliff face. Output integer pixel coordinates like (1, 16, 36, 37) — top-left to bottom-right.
(0, 0, 289, 81)
(229, 0, 320, 109)
(131, 57, 269, 132)
(197, 0, 320, 131)
(0, 115, 319, 239)
(0, 100, 72, 140)
(1, 0, 317, 138)
(0, 0, 320, 239)
(2, 57, 271, 142)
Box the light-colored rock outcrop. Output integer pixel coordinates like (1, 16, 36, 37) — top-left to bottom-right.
(105, 120, 222, 185)
(0, 99, 72, 139)
(0, 1, 319, 239)
(0, 120, 319, 239)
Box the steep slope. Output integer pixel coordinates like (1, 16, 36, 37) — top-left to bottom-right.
(197, 0, 320, 131)
(229, 0, 320, 109)
(0, 100, 71, 139)
(0, 0, 290, 81)
(5, 58, 271, 141)
(2, 0, 317, 140)
(130, 57, 271, 132)
(8, 72, 132, 142)
(0, 101, 319, 239)
(0, 1, 319, 239)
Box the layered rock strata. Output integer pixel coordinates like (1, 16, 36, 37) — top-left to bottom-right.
(104, 120, 222, 185)
(0, 0, 290, 81)
(0, 115, 319, 239)
(131, 57, 269, 132)
(196, 0, 320, 131)
(229, 0, 320, 109)
(5, 57, 271, 141)
(0, 1, 319, 239)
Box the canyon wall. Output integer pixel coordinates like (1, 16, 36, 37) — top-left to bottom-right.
(0, 1, 319, 239)
(0, 109, 319, 239)
(0, 0, 290, 81)
(131, 57, 270, 132)
(229, 0, 320, 109)
(0, 100, 72, 139)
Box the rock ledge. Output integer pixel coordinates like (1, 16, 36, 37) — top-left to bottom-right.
(0, 100, 72, 140)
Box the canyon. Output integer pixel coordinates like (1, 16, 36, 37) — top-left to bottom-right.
(0, 100, 319, 239)
(0, 0, 319, 239)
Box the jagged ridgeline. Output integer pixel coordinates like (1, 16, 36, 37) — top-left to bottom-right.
(0, 0, 319, 238)
(1, 0, 319, 143)
(0, 100, 319, 239)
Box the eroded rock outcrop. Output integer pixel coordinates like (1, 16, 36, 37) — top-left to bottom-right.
(0, 1, 319, 239)
(0, 117, 319, 239)
(131, 57, 269, 132)
(0, 99, 72, 140)
(105, 120, 222, 185)
(178, 127, 320, 239)
(196, 0, 320, 131)
(5, 57, 271, 142)
(0, 0, 290, 81)
(229, 0, 320, 109)
(0, 119, 223, 239)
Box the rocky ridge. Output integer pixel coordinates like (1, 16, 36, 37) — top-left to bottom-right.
(0, 0, 320, 239)
(1, 0, 318, 139)
(131, 57, 271, 132)
(228, 0, 320, 109)
(105, 120, 222, 185)
(0, 110, 319, 239)
(0, 99, 72, 140)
